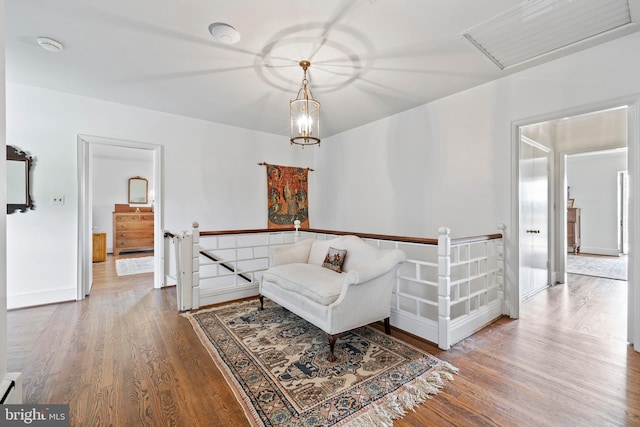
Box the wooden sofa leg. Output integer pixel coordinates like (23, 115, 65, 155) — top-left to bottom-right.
(328, 334, 339, 362)
(258, 295, 264, 310)
(384, 317, 391, 335)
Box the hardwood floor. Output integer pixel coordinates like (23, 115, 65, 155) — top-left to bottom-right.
(7, 259, 640, 426)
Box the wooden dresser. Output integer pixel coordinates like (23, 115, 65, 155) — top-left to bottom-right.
(567, 207, 581, 253)
(113, 211, 154, 256)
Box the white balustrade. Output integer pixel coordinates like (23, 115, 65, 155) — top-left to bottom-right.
(164, 224, 506, 350)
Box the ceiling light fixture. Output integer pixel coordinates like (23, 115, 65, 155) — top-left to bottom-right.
(290, 60, 320, 147)
(36, 37, 64, 52)
(208, 22, 240, 44)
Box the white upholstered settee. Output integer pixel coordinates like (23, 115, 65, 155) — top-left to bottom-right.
(259, 235, 406, 361)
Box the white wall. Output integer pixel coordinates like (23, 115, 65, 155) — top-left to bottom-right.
(92, 150, 154, 253)
(567, 151, 627, 256)
(6, 83, 313, 308)
(316, 31, 640, 320)
(316, 31, 640, 239)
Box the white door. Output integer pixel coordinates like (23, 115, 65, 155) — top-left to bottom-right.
(520, 136, 550, 298)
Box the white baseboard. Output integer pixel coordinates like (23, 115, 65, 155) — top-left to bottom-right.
(198, 283, 260, 307)
(450, 300, 502, 345)
(389, 309, 438, 344)
(8, 288, 76, 310)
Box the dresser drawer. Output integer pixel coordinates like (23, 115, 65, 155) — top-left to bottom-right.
(114, 213, 154, 221)
(115, 221, 154, 231)
(115, 237, 154, 249)
(115, 230, 153, 239)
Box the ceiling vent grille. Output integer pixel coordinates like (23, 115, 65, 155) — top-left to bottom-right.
(462, 0, 635, 70)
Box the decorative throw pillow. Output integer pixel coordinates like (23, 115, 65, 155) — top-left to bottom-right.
(322, 247, 347, 273)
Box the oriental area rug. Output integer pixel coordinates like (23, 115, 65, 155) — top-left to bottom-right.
(183, 299, 457, 426)
(567, 254, 627, 281)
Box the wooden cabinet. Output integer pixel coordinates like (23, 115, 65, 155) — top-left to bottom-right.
(92, 232, 107, 262)
(567, 207, 581, 253)
(113, 212, 154, 256)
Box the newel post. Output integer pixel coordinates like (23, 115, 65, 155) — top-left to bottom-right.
(497, 223, 507, 315)
(191, 222, 200, 310)
(178, 229, 193, 311)
(176, 222, 201, 311)
(294, 219, 301, 241)
(163, 232, 172, 287)
(438, 226, 452, 350)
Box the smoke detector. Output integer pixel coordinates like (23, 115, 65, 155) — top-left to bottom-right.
(36, 37, 64, 52)
(208, 23, 240, 44)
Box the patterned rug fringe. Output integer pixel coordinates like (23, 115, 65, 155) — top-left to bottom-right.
(343, 362, 458, 427)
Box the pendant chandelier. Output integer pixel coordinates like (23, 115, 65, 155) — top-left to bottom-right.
(290, 60, 320, 146)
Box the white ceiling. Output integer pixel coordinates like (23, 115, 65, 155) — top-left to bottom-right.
(6, 0, 640, 139)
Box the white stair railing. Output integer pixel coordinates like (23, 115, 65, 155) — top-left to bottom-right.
(164, 224, 506, 350)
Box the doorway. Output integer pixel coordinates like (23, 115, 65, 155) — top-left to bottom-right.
(77, 135, 163, 299)
(513, 100, 639, 351)
(566, 148, 628, 257)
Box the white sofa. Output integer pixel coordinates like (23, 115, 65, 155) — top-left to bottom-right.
(259, 235, 406, 361)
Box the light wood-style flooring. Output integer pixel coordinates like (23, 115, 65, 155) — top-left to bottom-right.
(7, 256, 640, 426)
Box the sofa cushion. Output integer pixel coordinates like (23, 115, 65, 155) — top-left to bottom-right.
(322, 247, 347, 272)
(308, 238, 336, 265)
(269, 238, 314, 267)
(341, 239, 385, 272)
(262, 263, 344, 306)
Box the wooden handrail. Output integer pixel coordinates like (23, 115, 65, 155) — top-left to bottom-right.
(197, 228, 502, 245)
(198, 227, 438, 244)
(451, 234, 503, 244)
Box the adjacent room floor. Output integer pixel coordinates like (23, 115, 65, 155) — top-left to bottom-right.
(567, 252, 627, 281)
(6, 256, 639, 426)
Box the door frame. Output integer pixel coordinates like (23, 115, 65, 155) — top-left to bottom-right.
(77, 134, 164, 299)
(510, 95, 640, 351)
(619, 170, 629, 255)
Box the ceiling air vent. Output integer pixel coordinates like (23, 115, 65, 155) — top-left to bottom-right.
(462, 0, 636, 70)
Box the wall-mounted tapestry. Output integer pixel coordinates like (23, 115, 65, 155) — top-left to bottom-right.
(264, 163, 310, 229)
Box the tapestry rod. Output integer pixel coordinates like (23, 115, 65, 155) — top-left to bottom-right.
(257, 162, 314, 171)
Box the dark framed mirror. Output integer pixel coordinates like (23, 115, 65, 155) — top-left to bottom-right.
(128, 176, 148, 204)
(7, 145, 34, 214)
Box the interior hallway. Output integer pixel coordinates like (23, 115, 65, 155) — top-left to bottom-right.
(6, 257, 639, 426)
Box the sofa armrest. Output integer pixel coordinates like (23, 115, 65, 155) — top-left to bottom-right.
(269, 238, 314, 267)
(344, 249, 406, 285)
